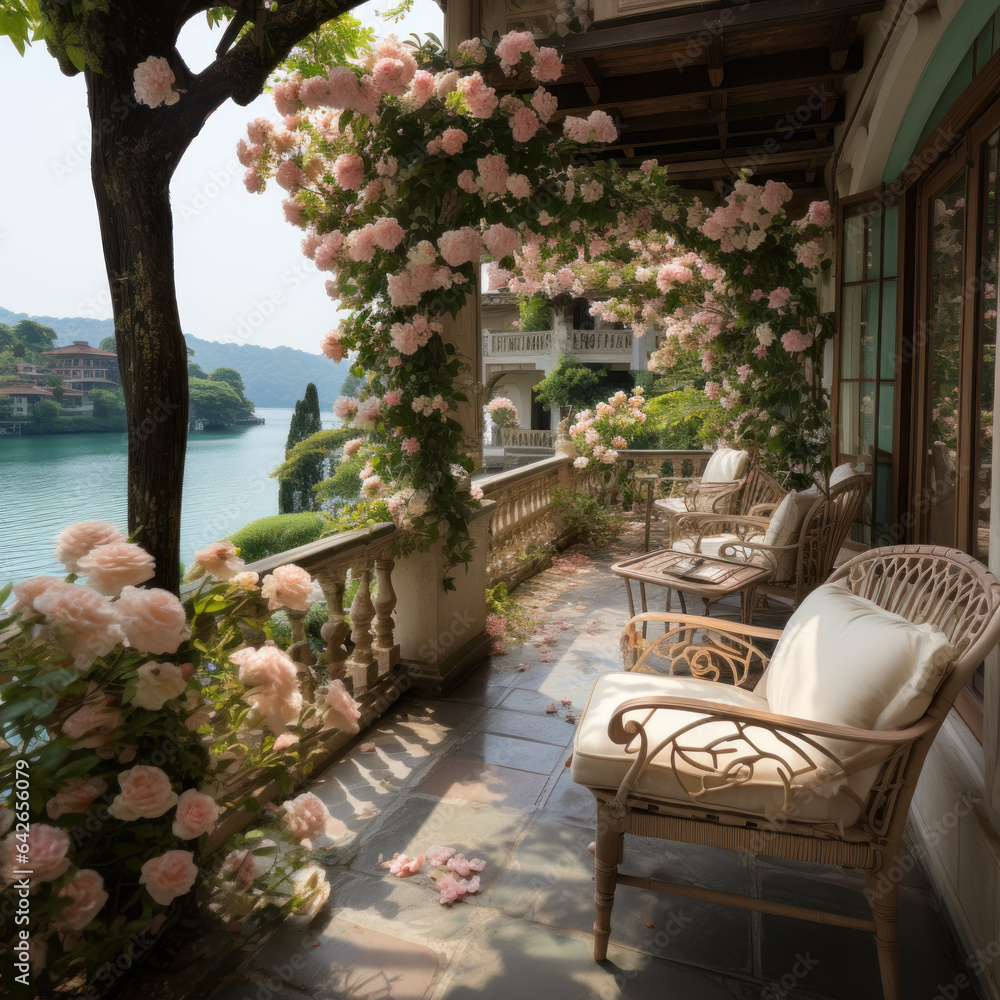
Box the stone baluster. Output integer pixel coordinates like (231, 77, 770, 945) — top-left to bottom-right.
(373, 554, 399, 676)
(317, 568, 350, 680)
(285, 606, 317, 702)
(346, 566, 377, 693)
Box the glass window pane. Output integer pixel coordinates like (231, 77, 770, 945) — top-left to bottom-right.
(860, 380, 876, 454)
(841, 284, 862, 378)
(883, 205, 899, 278)
(878, 383, 895, 454)
(840, 381, 860, 455)
(923, 173, 966, 547)
(864, 285, 879, 378)
(866, 212, 883, 280)
(874, 463, 893, 543)
(880, 282, 898, 379)
(844, 213, 865, 283)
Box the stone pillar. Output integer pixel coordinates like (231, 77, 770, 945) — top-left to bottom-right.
(440, 295, 484, 470)
(393, 501, 494, 696)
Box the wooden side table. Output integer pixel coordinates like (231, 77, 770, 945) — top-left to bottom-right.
(611, 549, 773, 627)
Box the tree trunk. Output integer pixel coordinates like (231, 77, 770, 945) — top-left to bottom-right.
(88, 68, 190, 595)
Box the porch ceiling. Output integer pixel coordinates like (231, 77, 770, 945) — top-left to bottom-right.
(506, 0, 887, 190)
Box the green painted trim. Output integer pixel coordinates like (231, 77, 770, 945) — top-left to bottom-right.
(884, 0, 1000, 182)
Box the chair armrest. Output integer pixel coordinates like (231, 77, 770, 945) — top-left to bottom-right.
(685, 479, 742, 513)
(672, 513, 771, 536)
(620, 612, 782, 686)
(747, 501, 781, 517)
(604, 695, 937, 816)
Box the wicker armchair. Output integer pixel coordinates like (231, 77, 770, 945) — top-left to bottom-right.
(671, 472, 871, 622)
(572, 545, 1000, 1000)
(644, 460, 785, 551)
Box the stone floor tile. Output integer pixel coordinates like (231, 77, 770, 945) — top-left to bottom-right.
(498, 686, 571, 714)
(759, 885, 972, 1000)
(430, 918, 742, 1000)
(476, 706, 577, 745)
(212, 917, 438, 1000)
(349, 790, 529, 884)
(450, 732, 568, 775)
(541, 767, 597, 828)
(487, 818, 753, 976)
(436, 666, 520, 708)
(413, 755, 549, 809)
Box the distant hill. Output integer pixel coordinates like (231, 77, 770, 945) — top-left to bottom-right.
(0, 307, 347, 410)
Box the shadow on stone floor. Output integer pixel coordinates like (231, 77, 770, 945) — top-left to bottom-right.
(203, 531, 983, 1000)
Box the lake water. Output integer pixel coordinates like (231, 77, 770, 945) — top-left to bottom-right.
(0, 408, 297, 584)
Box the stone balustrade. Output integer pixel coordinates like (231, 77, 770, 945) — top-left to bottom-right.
(499, 427, 556, 448)
(244, 522, 401, 700)
(615, 448, 714, 495)
(478, 454, 580, 586)
(483, 329, 554, 357)
(569, 329, 633, 357)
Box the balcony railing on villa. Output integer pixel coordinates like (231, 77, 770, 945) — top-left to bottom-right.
(499, 427, 556, 449)
(483, 329, 554, 358)
(570, 329, 634, 358)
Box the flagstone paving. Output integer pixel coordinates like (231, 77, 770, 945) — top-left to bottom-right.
(208, 532, 983, 1000)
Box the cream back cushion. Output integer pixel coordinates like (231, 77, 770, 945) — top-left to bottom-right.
(700, 448, 749, 483)
(761, 490, 816, 578)
(828, 463, 855, 488)
(763, 581, 955, 736)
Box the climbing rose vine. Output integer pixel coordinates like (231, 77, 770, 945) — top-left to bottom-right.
(493, 175, 835, 482)
(247, 32, 833, 574)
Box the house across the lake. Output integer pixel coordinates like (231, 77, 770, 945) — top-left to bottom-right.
(40, 340, 121, 392)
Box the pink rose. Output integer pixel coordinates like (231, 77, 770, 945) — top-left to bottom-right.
(324, 679, 362, 734)
(1, 824, 70, 886)
(172, 789, 219, 840)
(140, 850, 198, 905)
(55, 521, 125, 573)
(33, 582, 123, 670)
(221, 849, 256, 891)
(76, 541, 155, 596)
(260, 564, 315, 612)
(332, 152, 365, 191)
(187, 540, 245, 581)
(108, 765, 178, 821)
(115, 586, 188, 654)
(273, 732, 300, 751)
(510, 106, 539, 142)
(132, 660, 187, 710)
(62, 699, 121, 750)
(282, 792, 331, 844)
(230, 644, 302, 730)
(10, 576, 66, 616)
(133, 56, 179, 108)
(46, 776, 109, 820)
(530, 47, 563, 83)
(55, 869, 108, 930)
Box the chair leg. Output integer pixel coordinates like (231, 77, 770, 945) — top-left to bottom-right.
(866, 866, 901, 1000)
(593, 802, 622, 961)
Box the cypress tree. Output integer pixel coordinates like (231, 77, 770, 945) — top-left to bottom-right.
(279, 383, 324, 513)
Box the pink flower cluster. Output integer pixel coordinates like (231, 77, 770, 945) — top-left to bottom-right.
(412, 394, 449, 419)
(260, 563, 315, 612)
(282, 792, 332, 845)
(781, 328, 815, 353)
(562, 110, 618, 144)
(324, 679, 362, 733)
(378, 844, 486, 902)
(230, 643, 303, 730)
(438, 227, 483, 267)
(133, 56, 179, 109)
(457, 72, 498, 118)
(187, 540, 245, 581)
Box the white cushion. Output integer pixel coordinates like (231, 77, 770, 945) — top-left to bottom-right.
(762, 490, 816, 578)
(572, 672, 866, 825)
(700, 448, 749, 483)
(828, 463, 855, 488)
(763, 581, 955, 739)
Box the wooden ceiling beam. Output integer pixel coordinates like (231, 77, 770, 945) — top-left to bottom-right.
(620, 95, 845, 132)
(572, 56, 604, 104)
(709, 36, 725, 88)
(829, 15, 855, 71)
(549, 44, 862, 116)
(557, 0, 884, 58)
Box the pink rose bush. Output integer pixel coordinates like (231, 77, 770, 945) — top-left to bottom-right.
(569, 387, 648, 471)
(484, 396, 518, 429)
(1, 521, 377, 983)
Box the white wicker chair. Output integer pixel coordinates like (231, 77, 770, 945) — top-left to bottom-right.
(572, 545, 1000, 1000)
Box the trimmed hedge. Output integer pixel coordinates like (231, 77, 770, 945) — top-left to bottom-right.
(227, 512, 330, 563)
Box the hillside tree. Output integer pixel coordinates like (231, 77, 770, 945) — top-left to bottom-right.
(1, 2, 372, 593)
(279, 382, 323, 512)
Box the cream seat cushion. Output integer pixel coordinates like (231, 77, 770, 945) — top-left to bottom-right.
(700, 448, 749, 483)
(672, 533, 764, 565)
(572, 672, 869, 826)
(653, 497, 688, 516)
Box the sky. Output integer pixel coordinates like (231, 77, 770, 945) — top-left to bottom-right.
(0, 0, 444, 355)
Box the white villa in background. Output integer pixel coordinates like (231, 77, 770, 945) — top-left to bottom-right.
(481, 290, 649, 442)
